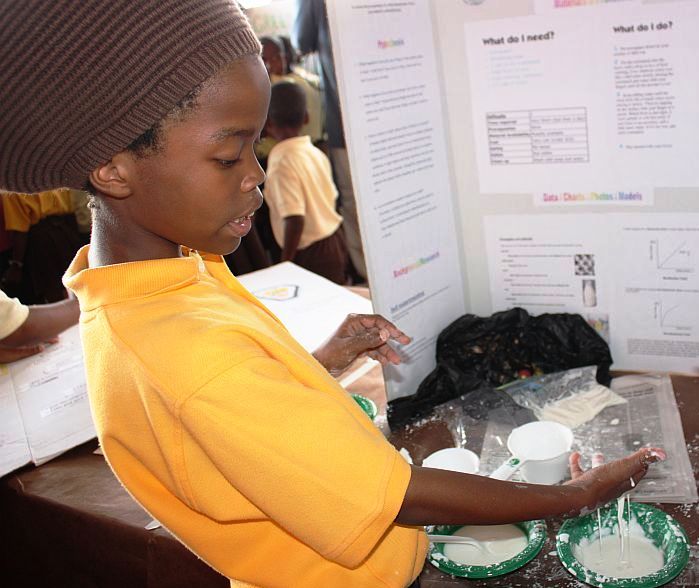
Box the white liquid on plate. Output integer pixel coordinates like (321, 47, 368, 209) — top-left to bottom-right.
(575, 533, 664, 578)
(586, 477, 654, 578)
(443, 524, 528, 566)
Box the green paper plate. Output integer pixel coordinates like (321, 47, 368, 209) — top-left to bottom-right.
(427, 519, 547, 579)
(557, 503, 689, 588)
(351, 393, 377, 420)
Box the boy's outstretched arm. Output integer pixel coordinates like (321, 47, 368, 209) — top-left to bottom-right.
(396, 447, 664, 526)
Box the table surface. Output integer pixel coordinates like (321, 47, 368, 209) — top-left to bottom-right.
(1, 372, 698, 588)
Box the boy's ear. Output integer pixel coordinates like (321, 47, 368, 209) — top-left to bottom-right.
(303, 110, 309, 125)
(88, 152, 134, 199)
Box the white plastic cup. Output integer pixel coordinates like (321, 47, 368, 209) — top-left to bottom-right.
(422, 447, 480, 474)
(507, 421, 573, 484)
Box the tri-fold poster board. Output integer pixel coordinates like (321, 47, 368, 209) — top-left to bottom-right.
(327, 0, 699, 400)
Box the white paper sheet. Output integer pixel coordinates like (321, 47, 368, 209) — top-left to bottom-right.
(327, 0, 466, 399)
(485, 213, 699, 373)
(610, 213, 699, 372)
(484, 214, 612, 341)
(10, 325, 95, 466)
(0, 366, 31, 477)
(237, 262, 373, 352)
(465, 2, 699, 197)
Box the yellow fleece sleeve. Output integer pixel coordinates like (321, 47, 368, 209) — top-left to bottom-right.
(0, 290, 29, 339)
(180, 355, 411, 568)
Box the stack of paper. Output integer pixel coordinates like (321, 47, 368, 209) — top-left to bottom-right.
(0, 325, 95, 477)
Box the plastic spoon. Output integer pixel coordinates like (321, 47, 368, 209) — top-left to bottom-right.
(427, 534, 492, 553)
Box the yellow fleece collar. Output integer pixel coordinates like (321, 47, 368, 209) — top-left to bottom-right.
(63, 245, 263, 313)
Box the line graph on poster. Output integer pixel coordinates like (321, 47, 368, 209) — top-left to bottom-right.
(652, 300, 693, 334)
(649, 239, 694, 273)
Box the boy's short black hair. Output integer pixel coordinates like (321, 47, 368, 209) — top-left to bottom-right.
(126, 83, 204, 157)
(83, 81, 206, 197)
(268, 82, 306, 129)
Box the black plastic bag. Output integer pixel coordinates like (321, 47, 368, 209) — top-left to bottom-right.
(388, 307, 612, 429)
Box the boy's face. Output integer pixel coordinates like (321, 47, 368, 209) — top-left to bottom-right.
(123, 56, 270, 256)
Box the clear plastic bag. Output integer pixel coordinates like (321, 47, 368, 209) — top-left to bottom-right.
(497, 366, 626, 429)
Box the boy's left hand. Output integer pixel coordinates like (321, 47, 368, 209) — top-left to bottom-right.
(312, 314, 411, 375)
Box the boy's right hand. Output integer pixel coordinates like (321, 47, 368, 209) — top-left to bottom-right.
(563, 447, 666, 516)
(313, 313, 410, 375)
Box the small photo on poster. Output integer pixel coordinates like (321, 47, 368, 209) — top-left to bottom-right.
(582, 279, 597, 307)
(574, 253, 595, 276)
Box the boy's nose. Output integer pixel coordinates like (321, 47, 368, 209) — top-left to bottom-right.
(242, 162, 265, 193)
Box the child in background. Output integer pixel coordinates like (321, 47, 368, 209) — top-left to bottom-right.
(1, 189, 81, 303)
(264, 82, 349, 284)
(260, 36, 324, 145)
(0, 2, 663, 587)
(279, 35, 297, 75)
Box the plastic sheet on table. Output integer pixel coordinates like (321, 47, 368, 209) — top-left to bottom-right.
(497, 366, 627, 429)
(480, 374, 697, 504)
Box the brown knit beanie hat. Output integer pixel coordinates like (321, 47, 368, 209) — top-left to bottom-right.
(0, 0, 260, 193)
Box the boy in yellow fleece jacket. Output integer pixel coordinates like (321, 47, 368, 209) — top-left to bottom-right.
(0, 2, 663, 587)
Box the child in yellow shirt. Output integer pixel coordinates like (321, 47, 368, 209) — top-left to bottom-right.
(264, 82, 349, 284)
(0, 2, 663, 587)
(1, 189, 81, 303)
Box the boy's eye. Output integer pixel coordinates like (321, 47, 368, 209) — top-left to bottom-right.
(216, 158, 239, 168)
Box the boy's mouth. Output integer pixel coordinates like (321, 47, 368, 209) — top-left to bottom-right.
(226, 212, 255, 237)
(230, 212, 255, 225)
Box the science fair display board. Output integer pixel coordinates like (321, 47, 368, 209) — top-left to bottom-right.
(327, 0, 699, 400)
